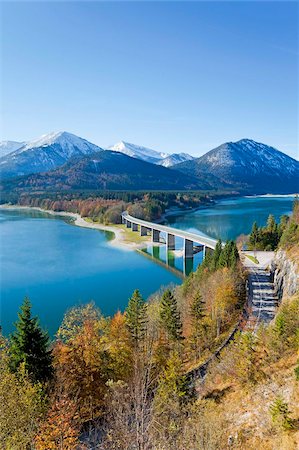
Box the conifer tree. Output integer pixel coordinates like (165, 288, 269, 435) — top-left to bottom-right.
(190, 292, 205, 325)
(125, 289, 148, 346)
(212, 239, 222, 270)
(218, 240, 232, 268)
(249, 221, 260, 249)
(9, 297, 53, 383)
(160, 290, 183, 342)
(229, 241, 239, 269)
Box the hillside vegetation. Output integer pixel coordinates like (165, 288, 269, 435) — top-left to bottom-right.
(0, 199, 298, 449)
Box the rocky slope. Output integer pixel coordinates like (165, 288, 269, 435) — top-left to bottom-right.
(271, 249, 299, 300)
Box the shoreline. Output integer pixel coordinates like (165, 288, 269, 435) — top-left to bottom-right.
(0, 204, 144, 251)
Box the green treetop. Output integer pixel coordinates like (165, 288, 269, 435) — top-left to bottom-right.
(125, 289, 148, 346)
(160, 290, 183, 342)
(9, 297, 53, 383)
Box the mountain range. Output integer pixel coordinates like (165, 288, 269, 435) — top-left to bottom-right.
(1, 150, 206, 192)
(0, 132, 298, 194)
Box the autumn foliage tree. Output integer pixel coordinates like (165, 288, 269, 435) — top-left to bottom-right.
(54, 310, 109, 424)
(35, 397, 81, 450)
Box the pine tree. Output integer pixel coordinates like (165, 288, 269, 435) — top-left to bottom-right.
(229, 241, 239, 269)
(9, 297, 53, 383)
(218, 240, 232, 268)
(212, 239, 222, 270)
(125, 289, 148, 346)
(249, 221, 260, 249)
(160, 290, 183, 342)
(190, 292, 205, 325)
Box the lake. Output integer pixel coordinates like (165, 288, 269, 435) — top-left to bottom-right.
(0, 196, 294, 336)
(0, 209, 180, 336)
(166, 196, 295, 241)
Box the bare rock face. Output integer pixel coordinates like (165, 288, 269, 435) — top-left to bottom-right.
(271, 250, 299, 301)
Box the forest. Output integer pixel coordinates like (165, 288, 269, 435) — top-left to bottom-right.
(1, 190, 215, 223)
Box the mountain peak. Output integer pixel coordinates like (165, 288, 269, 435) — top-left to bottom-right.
(0, 131, 102, 179)
(175, 138, 299, 194)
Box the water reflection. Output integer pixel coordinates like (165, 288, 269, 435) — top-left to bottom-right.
(140, 238, 204, 278)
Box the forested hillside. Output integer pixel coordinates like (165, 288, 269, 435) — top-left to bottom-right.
(1, 200, 298, 449)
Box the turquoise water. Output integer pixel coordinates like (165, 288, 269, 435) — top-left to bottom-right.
(0, 196, 294, 336)
(166, 196, 295, 241)
(0, 209, 180, 336)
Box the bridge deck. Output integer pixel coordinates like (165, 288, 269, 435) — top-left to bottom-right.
(122, 212, 218, 249)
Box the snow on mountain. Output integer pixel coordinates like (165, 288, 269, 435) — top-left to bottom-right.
(108, 141, 169, 164)
(175, 138, 299, 194)
(0, 141, 24, 158)
(108, 141, 193, 167)
(158, 153, 194, 168)
(0, 131, 103, 179)
(16, 131, 100, 157)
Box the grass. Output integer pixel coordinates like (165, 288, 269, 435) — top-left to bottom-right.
(113, 224, 150, 244)
(245, 254, 259, 264)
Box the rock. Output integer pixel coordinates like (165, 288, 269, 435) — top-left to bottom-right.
(271, 250, 299, 301)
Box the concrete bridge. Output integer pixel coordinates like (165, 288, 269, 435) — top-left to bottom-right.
(121, 211, 218, 259)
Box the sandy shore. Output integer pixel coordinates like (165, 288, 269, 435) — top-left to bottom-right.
(0, 204, 144, 251)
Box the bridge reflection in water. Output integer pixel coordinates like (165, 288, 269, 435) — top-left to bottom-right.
(140, 238, 206, 278)
(122, 211, 217, 277)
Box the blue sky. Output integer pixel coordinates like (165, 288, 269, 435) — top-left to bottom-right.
(1, 1, 298, 158)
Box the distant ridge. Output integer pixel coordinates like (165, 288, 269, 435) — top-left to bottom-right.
(1, 150, 211, 192)
(0, 141, 24, 158)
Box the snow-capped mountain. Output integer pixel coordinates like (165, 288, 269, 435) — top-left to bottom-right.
(108, 141, 169, 164)
(158, 153, 194, 168)
(0, 131, 103, 179)
(0, 141, 24, 158)
(108, 141, 193, 166)
(175, 139, 299, 194)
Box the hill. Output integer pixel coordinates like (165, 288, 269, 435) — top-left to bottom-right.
(174, 139, 299, 194)
(0, 150, 210, 191)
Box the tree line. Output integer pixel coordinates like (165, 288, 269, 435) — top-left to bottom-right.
(248, 196, 299, 251)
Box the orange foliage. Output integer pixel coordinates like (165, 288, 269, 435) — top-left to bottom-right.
(35, 397, 81, 450)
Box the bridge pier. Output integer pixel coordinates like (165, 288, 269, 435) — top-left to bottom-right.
(166, 233, 175, 250)
(140, 225, 147, 236)
(152, 229, 160, 243)
(132, 223, 138, 232)
(184, 238, 194, 258)
(126, 220, 132, 229)
(122, 216, 126, 224)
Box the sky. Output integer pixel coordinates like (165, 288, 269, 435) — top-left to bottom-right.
(1, 1, 298, 158)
